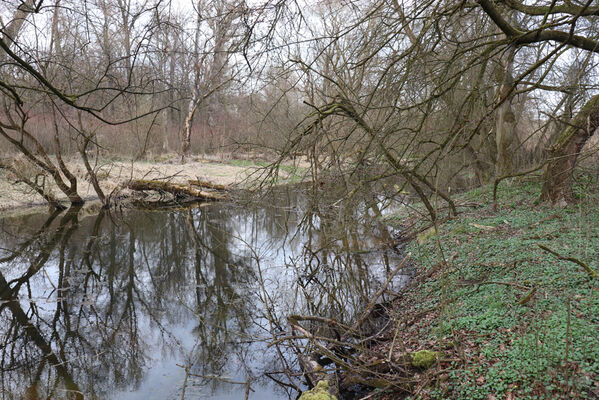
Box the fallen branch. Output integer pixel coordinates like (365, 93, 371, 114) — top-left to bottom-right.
(298, 353, 331, 389)
(458, 279, 531, 291)
(349, 253, 411, 336)
(492, 163, 546, 211)
(288, 315, 361, 337)
(518, 286, 537, 305)
(395, 218, 452, 245)
(537, 243, 597, 278)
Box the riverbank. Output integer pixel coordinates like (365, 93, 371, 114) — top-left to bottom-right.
(0, 154, 304, 214)
(372, 178, 598, 399)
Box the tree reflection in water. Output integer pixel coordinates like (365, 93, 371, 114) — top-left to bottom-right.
(0, 184, 407, 399)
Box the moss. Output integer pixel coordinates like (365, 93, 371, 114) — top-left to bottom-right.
(299, 380, 337, 400)
(410, 350, 440, 369)
(551, 94, 599, 151)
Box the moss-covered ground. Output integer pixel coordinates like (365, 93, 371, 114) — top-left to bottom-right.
(379, 178, 599, 400)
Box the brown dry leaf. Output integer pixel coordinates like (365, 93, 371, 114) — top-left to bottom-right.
(476, 376, 486, 385)
(487, 395, 496, 400)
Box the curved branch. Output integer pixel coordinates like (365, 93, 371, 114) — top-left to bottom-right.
(0, 37, 166, 125)
(477, 0, 599, 54)
(502, 0, 599, 16)
(517, 28, 599, 53)
(477, 0, 523, 37)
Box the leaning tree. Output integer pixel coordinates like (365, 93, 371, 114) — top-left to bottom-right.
(262, 0, 599, 211)
(475, 0, 599, 204)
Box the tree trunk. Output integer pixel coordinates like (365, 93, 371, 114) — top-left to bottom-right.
(180, 0, 203, 161)
(124, 179, 227, 201)
(540, 94, 599, 205)
(52, 108, 84, 205)
(78, 110, 107, 207)
(494, 48, 517, 178)
(0, 161, 66, 210)
(181, 92, 199, 160)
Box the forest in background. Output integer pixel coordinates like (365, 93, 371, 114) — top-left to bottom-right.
(0, 0, 598, 209)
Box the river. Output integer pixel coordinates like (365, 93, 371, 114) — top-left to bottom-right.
(0, 184, 408, 399)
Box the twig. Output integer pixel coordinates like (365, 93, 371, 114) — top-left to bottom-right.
(359, 389, 388, 400)
(268, 334, 310, 348)
(180, 365, 189, 400)
(459, 280, 531, 291)
(244, 377, 251, 400)
(288, 322, 354, 370)
(287, 314, 360, 336)
(492, 163, 546, 211)
(479, 280, 530, 290)
(395, 218, 452, 244)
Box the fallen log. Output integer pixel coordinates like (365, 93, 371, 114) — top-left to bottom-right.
(124, 179, 227, 202)
(187, 179, 229, 191)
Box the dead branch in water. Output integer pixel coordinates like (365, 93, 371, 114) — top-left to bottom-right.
(283, 254, 425, 398)
(347, 253, 411, 338)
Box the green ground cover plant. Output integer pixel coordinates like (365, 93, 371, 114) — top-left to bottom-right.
(384, 177, 598, 399)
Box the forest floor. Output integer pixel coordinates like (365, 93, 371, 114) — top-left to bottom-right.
(370, 178, 599, 400)
(0, 153, 304, 213)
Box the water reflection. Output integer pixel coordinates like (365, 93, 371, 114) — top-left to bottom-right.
(0, 185, 407, 399)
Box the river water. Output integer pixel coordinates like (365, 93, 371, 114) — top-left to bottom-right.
(0, 184, 408, 399)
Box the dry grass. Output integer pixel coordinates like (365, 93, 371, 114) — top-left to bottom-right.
(0, 154, 260, 211)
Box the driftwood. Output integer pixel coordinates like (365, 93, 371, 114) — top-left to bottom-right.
(288, 255, 413, 398)
(289, 311, 447, 399)
(124, 179, 227, 202)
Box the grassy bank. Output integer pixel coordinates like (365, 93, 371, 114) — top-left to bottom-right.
(381, 178, 598, 400)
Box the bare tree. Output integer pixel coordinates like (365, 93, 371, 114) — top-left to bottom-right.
(0, 0, 165, 207)
(180, 0, 244, 159)
(257, 0, 599, 210)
